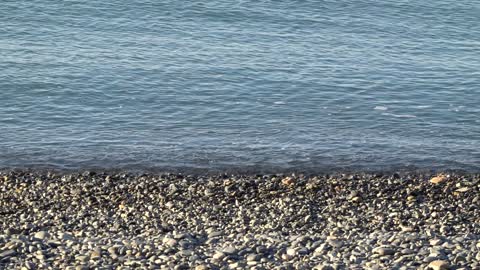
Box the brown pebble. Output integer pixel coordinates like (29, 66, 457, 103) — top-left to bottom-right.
(428, 260, 449, 270)
(430, 175, 447, 184)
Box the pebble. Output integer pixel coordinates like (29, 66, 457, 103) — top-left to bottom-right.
(33, 231, 49, 241)
(327, 239, 344, 248)
(428, 260, 450, 270)
(247, 254, 260, 261)
(314, 264, 334, 270)
(212, 252, 225, 260)
(430, 175, 447, 184)
(372, 247, 395, 256)
(430, 239, 443, 246)
(165, 238, 178, 247)
(195, 265, 209, 270)
(0, 171, 478, 269)
(0, 250, 16, 259)
(222, 246, 237, 255)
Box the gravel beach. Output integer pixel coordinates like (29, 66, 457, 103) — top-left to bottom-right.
(0, 171, 479, 269)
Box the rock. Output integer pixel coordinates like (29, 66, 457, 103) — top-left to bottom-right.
(46, 240, 62, 248)
(165, 238, 178, 247)
(350, 196, 361, 202)
(282, 177, 294, 186)
(75, 255, 89, 263)
(179, 249, 193, 257)
(314, 264, 334, 270)
(281, 253, 293, 261)
(24, 261, 36, 270)
(33, 231, 49, 240)
(124, 260, 141, 266)
(35, 253, 46, 261)
(430, 175, 447, 184)
(222, 246, 237, 255)
(59, 232, 74, 240)
(174, 264, 189, 270)
(400, 225, 414, 232)
(430, 239, 443, 246)
(428, 260, 449, 270)
(208, 231, 222, 238)
(0, 250, 16, 258)
(372, 247, 395, 256)
(229, 262, 244, 268)
(195, 265, 209, 270)
(204, 189, 214, 196)
(286, 248, 297, 257)
(455, 187, 469, 193)
(107, 246, 118, 255)
(256, 245, 267, 254)
(90, 249, 102, 259)
(5, 228, 19, 235)
(213, 252, 225, 260)
(246, 254, 260, 261)
(327, 239, 344, 248)
(454, 254, 467, 263)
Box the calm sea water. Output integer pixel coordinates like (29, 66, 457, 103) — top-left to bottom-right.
(1, 1, 480, 172)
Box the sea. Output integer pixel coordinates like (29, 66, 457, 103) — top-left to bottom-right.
(1, 0, 479, 173)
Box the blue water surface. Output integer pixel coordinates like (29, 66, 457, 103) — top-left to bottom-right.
(1, 0, 480, 172)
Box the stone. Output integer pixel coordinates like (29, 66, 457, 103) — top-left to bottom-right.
(59, 232, 74, 240)
(90, 249, 102, 259)
(229, 262, 244, 268)
(256, 245, 267, 254)
(0, 250, 16, 258)
(247, 254, 260, 261)
(213, 252, 225, 260)
(430, 175, 447, 184)
(281, 253, 293, 260)
(430, 239, 443, 246)
(195, 265, 209, 270)
(327, 239, 344, 248)
(165, 238, 178, 247)
(33, 231, 49, 240)
(222, 246, 237, 255)
(208, 231, 222, 238)
(5, 228, 19, 235)
(428, 260, 449, 270)
(107, 246, 118, 255)
(400, 225, 414, 232)
(282, 177, 294, 186)
(179, 249, 193, 257)
(286, 248, 297, 257)
(314, 264, 334, 270)
(24, 261, 36, 270)
(455, 187, 469, 193)
(372, 247, 395, 256)
(124, 260, 141, 266)
(350, 196, 361, 202)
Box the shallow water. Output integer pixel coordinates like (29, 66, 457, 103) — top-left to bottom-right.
(1, 0, 480, 172)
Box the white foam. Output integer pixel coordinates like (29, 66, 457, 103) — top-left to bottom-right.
(381, 112, 416, 118)
(374, 106, 388, 111)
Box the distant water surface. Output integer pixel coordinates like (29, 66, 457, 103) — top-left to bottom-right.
(1, 0, 480, 172)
